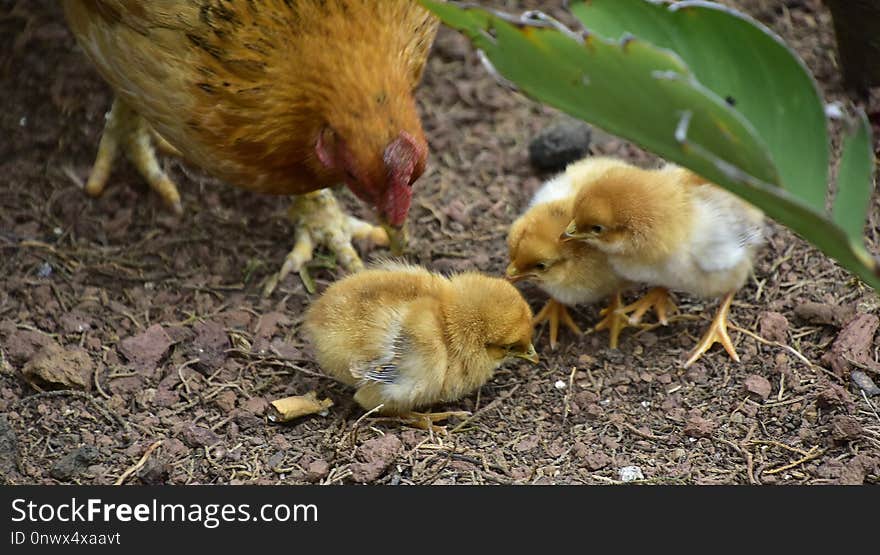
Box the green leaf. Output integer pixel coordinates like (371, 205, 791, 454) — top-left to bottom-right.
(421, 1, 778, 184)
(834, 109, 875, 243)
(420, 0, 880, 290)
(570, 0, 830, 212)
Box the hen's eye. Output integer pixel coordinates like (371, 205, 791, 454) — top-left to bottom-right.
(591, 225, 604, 234)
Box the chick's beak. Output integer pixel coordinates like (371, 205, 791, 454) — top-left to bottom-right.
(514, 343, 539, 364)
(560, 220, 586, 243)
(505, 264, 526, 282)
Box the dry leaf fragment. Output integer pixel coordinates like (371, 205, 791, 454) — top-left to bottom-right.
(268, 392, 333, 423)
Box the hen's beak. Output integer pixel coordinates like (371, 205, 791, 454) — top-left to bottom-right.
(560, 221, 587, 243)
(380, 221, 408, 255)
(514, 343, 539, 364)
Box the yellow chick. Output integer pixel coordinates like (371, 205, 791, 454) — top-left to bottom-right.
(563, 161, 764, 367)
(302, 262, 538, 428)
(506, 157, 633, 349)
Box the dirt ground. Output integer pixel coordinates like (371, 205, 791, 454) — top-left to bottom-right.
(1, 0, 879, 486)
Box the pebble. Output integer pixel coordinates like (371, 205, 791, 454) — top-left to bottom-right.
(618, 466, 644, 482)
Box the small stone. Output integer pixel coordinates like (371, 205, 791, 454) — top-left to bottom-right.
(118, 324, 173, 373)
(514, 435, 540, 453)
(583, 452, 611, 471)
(22, 343, 93, 391)
(350, 434, 403, 483)
(50, 446, 100, 481)
(241, 396, 269, 416)
(305, 459, 330, 482)
(618, 465, 644, 482)
(180, 425, 220, 448)
(759, 311, 789, 343)
(683, 414, 715, 438)
(213, 390, 237, 413)
(830, 415, 862, 442)
(528, 119, 592, 172)
(851, 370, 880, 396)
(744, 374, 772, 400)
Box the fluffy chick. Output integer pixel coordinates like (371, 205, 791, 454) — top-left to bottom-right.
(302, 263, 538, 427)
(564, 162, 764, 367)
(507, 157, 631, 349)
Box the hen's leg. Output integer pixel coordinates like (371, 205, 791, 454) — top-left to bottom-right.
(684, 291, 739, 368)
(262, 189, 389, 296)
(84, 98, 182, 214)
(593, 290, 631, 349)
(622, 287, 676, 325)
(533, 298, 581, 350)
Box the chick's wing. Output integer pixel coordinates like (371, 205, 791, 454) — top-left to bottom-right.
(349, 298, 447, 400)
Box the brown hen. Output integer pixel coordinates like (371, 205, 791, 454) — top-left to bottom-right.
(62, 0, 439, 294)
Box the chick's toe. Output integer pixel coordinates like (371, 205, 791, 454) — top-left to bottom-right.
(684, 291, 739, 368)
(622, 287, 677, 326)
(593, 290, 630, 349)
(533, 298, 582, 349)
(396, 411, 471, 433)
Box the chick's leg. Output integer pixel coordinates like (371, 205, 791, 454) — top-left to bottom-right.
(84, 98, 182, 214)
(684, 291, 739, 368)
(262, 189, 390, 296)
(533, 298, 582, 350)
(621, 287, 677, 325)
(593, 290, 629, 349)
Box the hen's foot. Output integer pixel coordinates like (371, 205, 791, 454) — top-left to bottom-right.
(533, 298, 581, 350)
(622, 287, 677, 326)
(594, 290, 631, 349)
(84, 98, 182, 214)
(262, 189, 389, 296)
(684, 291, 739, 368)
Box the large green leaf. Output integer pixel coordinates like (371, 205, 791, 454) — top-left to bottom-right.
(570, 0, 830, 212)
(834, 109, 875, 243)
(420, 0, 880, 290)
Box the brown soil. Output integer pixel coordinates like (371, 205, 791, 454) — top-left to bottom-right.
(1, 0, 878, 485)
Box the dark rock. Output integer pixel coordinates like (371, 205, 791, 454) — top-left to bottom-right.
(50, 446, 100, 481)
(137, 457, 171, 485)
(528, 119, 592, 172)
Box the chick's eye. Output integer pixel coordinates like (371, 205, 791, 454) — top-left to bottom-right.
(591, 225, 604, 234)
(534, 262, 548, 271)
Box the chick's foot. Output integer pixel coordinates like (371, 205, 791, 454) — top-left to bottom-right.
(593, 290, 631, 349)
(622, 287, 677, 325)
(84, 98, 183, 214)
(684, 291, 739, 368)
(533, 298, 582, 350)
(262, 189, 389, 296)
(399, 411, 471, 433)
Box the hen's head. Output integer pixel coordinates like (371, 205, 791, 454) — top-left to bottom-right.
(315, 112, 427, 249)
